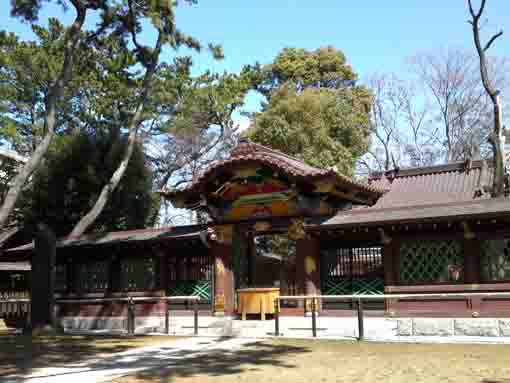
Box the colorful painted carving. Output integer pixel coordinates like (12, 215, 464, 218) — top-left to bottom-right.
(254, 221, 272, 232)
(288, 218, 306, 240)
(212, 225, 234, 244)
(214, 293, 225, 312)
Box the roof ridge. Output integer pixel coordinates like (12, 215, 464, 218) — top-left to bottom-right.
(233, 139, 323, 170)
(63, 225, 206, 241)
(369, 159, 485, 180)
(336, 196, 499, 217)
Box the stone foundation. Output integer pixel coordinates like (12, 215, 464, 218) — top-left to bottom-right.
(59, 315, 510, 339)
(396, 318, 510, 337)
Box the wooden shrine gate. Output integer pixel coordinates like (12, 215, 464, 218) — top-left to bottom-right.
(320, 246, 384, 310)
(167, 252, 213, 310)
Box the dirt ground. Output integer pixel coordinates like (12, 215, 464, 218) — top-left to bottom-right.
(113, 338, 510, 383)
(0, 332, 184, 378)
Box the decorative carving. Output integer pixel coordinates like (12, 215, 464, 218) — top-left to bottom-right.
(254, 221, 271, 233)
(216, 257, 225, 275)
(304, 255, 317, 275)
(378, 228, 392, 244)
(287, 218, 306, 240)
(211, 225, 234, 245)
(448, 264, 463, 281)
(462, 221, 476, 240)
(214, 293, 225, 312)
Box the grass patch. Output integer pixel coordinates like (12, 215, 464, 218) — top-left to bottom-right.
(113, 338, 510, 383)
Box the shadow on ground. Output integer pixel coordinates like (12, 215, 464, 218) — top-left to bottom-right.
(0, 332, 182, 380)
(115, 340, 310, 382)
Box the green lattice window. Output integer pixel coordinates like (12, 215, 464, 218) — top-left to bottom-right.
(120, 258, 155, 291)
(321, 246, 384, 295)
(167, 254, 212, 303)
(168, 280, 212, 302)
(75, 261, 109, 292)
(400, 240, 464, 284)
(481, 239, 510, 282)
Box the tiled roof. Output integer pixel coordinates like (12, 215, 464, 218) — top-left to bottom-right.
(321, 197, 510, 228)
(368, 160, 491, 209)
(321, 159, 509, 228)
(4, 225, 204, 254)
(369, 161, 491, 208)
(161, 140, 385, 198)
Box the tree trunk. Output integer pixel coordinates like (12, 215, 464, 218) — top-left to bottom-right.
(69, 125, 138, 237)
(69, 32, 163, 237)
(491, 95, 505, 196)
(0, 5, 86, 229)
(0, 132, 53, 228)
(468, 0, 505, 197)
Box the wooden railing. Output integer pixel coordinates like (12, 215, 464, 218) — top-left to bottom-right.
(0, 298, 31, 328)
(274, 292, 510, 340)
(0, 291, 30, 300)
(56, 296, 201, 335)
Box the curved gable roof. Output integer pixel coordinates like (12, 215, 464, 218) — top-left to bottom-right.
(161, 140, 385, 201)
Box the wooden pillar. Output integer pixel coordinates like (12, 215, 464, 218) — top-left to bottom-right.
(382, 242, 396, 287)
(157, 247, 169, 293)
(391, 239, 401, 285)
(296, 237, 321, 296)
(464, 236, 482, 315)
(212, 243, 235, 316)
(31, 223, 56, 332)
(383, 241, 397, 314)
(248, 233, 256, 286)
(464, 238, 481, 284)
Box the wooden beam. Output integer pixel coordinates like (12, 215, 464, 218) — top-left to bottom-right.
(462, 221, 476, 240)
(378, 228, 392, 245)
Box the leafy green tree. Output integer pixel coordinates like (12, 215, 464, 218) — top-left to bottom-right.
(245, 47, 372, 174)
(21, 131, 157, 237)
(0, 0, 113, 230)
(70, 0, 223, 237)
(0, 19, 100, 154)
(244, 46, 359, 97)
(247, 86, 371, 174)
(153, 70, 249, 189)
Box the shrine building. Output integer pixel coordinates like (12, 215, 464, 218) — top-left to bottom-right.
(4, 139, 510, 331)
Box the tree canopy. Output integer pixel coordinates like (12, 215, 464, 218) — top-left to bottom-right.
(21, 130, 157, 237)
(244, 46, 359, 96)
(245, 46, 372, 174)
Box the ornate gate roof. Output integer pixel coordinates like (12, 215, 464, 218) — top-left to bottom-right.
(161, 140, 385, 223)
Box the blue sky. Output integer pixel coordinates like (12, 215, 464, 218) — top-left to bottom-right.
(0, 1, 508, 124)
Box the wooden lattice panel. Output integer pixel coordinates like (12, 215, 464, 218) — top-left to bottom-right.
(168, 280, 212, 302)
(167, 253, 213, 303)
(321, 246, 384, 295)
(120, 258, 155, 291)
(482, 239, 510, 282)
(75, 261, 109, 292)
(400, 240, 463, 284)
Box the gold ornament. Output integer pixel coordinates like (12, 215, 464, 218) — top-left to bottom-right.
(287, 218, 306, 240)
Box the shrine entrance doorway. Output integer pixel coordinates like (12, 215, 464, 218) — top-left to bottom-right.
(161, 140, 384, 316)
